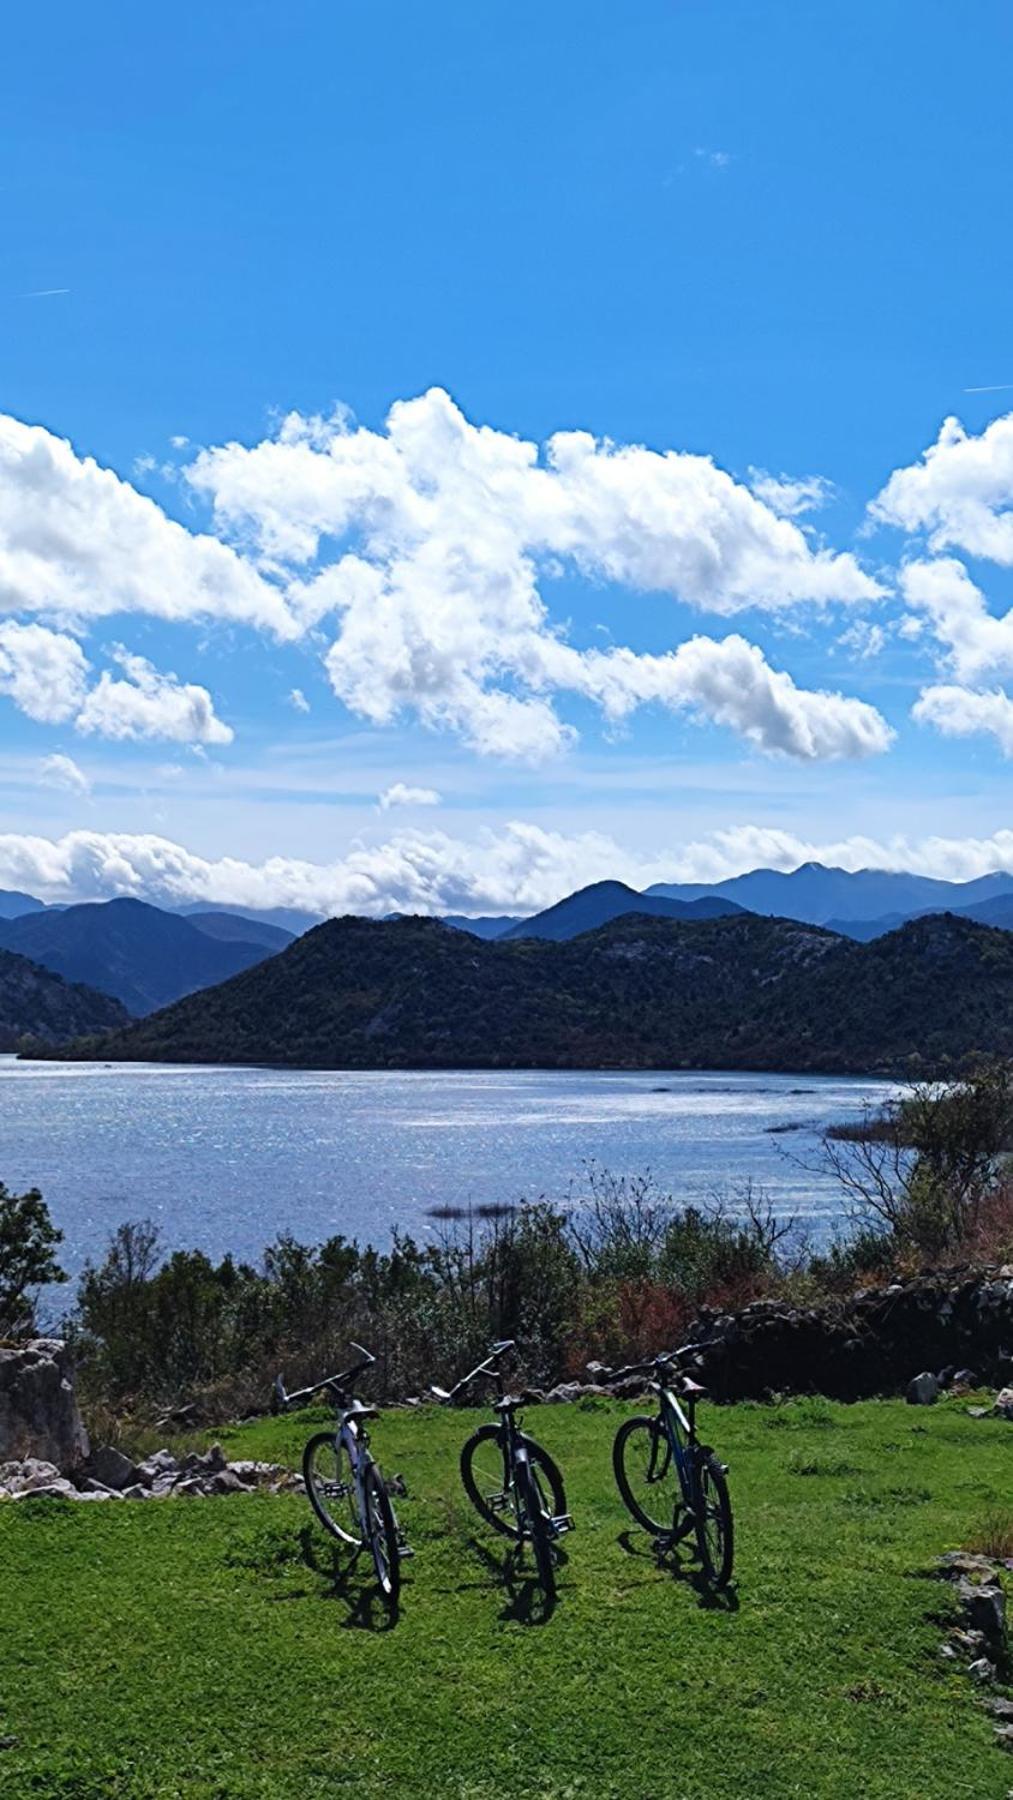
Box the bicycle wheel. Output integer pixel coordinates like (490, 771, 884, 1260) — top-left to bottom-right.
(693, 1449, 734, 1589)
(516, 1453, 556, 1600)
(460, 1424, 566, 1539)
(613, 1414, 682, 1536)
(363, 1462, 402, 1608)
(303, 1431, 361, 1546)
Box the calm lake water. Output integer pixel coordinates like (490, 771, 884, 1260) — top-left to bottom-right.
(0, 1058, 900, 1281)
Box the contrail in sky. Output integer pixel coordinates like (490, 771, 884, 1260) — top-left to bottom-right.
(963, 382, 1013, 393)
(19, 287, 70, 298)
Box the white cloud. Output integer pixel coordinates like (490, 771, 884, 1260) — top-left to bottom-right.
(288, 686, 310, 713)
(0, 620, 90, 723)
(75, 650, 234, 745)
(0, 413, 297, 636)
(837, 620, 887, 660)
(748, 470, 835, 518)
(39, 753, 91, 796)
(913, 684, 1013, 756)
(6, 820, 1013, 920)
(871, 412, 1013, 565)
(185, 386, 884, 761)
(378, 783, 442, 810)
(899, 558, 1013, 683)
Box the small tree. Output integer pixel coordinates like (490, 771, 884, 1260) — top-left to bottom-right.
(0, 1183, 67, 1339)
(821, 1060, 1013, 1258)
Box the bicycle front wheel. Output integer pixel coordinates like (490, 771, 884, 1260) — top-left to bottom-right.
(516, 1453, 556, 1600)
(460, 1424, 566, 1539)
(363, 1462, 402, 1609)
(303, 1431, 361, 1546)
(613, 1414, 682, 1536)
(693, 1450, 734, 1589)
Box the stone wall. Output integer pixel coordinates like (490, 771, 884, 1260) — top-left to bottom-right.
(685, 1267, 1013, 1402)
(0, 1340, 89, 1469)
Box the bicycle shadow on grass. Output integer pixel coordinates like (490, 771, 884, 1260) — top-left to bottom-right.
(460, 1534, 566, 1626)
(616, 1529, 740, 1613)
(298, 1526, 403, 1631)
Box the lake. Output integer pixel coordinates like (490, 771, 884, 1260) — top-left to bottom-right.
(0, 1059, 900, 1283)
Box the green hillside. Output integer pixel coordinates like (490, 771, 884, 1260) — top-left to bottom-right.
(40, 908, 1013, 1074)
(0, 946, 128, 1049)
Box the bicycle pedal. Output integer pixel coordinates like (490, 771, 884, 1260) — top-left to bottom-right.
(397, 1543, 415, 1559)
(550, 1513, 574, 1536)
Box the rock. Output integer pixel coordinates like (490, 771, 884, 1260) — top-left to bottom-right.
(967, 1405, 992, 1418)
(207, 1469, 246, 1495)
(0, 1456, 61, 1493)
(0, 1341, 88, 1471)
(78, 1478, 123, 1498)
(13, 1480, 74, 1499)
(952, 1369, 978, 1387)
(84, 1445, 138, 1492)
(995, 1388, 1013, 1420)
(906, 1371, 940, 1405)
(995, 1724, 1013, 1752)
(968, 1657, 996, 1683)
(119, 1484, 151, 1500)
(959, 1579, 1007, 1641)
(990, 1698, 1013, 1721)
(941, 1552, 1002, 1578)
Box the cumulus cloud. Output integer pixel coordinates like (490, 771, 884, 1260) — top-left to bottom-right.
(75, 650, 234, 745)
(899, 558, 1013, 683)
(39, 753, 91, 795)
(0, 413, 296, 636)
(0, 620, 90, 723)
(6, 821, 1013, 919)
(748, 470, 835, 518)
(871, 412, 1013, 565)
(378, 783, 442, 810)
(913, 684, 1013, 756)
(184, 386, 884, 760)
(288, 687, 310, 713)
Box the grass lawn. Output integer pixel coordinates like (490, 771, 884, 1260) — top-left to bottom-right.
(2, 1395, 1011, 1799)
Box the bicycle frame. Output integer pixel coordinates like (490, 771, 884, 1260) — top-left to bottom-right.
(329, 1405, 374, 1541)
(650, 1379, 699, 1513)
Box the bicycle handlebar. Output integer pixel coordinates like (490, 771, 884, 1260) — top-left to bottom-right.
(430, 1339, 516, 1404)
(273, 1341, 376, 1410)
(587, 1342, 707, 1385)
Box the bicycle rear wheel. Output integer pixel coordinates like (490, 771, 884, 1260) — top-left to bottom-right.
(613, 1415, 682, 1536)
(693, 1449, 734, 1589)
(303, 1432, 361, 1546)
(363, 1462, 402, 1609)
(460, 1424, 566, 1539)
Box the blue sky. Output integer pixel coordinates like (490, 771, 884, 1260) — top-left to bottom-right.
(2, 1, 1013, 915)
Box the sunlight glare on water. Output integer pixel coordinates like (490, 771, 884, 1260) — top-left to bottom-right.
(0, 1058, 900, 1276)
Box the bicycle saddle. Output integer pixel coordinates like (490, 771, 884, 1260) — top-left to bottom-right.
(493, 1394, 524, 1412)
(344, 1399, 380, 1420)
(676, 1375, 707, 1397)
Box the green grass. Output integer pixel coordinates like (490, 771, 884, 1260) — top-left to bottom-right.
(2, 1396, 1011, 1799)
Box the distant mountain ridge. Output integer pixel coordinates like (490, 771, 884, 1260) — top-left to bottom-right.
(500, 880, 746, 941)
(41, 907, 1013, 1075)
(0, 947, 128, 1049)
(645, 862, 1013, 925)
(0, 899, 287, 1016)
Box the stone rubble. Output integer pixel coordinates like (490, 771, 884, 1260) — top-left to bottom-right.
(0, 1444, 306, 1502)
(934, 1550, 1012, 1756)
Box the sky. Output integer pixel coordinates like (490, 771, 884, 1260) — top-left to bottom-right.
(3, 0, 1013, 917)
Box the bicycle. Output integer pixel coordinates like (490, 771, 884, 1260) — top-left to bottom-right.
(608, 1343, 733, 1589)
(273, 1342, 409, 1610)
(432, 1339, 574, 1600)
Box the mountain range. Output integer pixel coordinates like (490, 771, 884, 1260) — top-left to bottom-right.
(8, 859, 1013, 1052)
(0, 947, 128, 1050)
(0, 899, 292, 1016)
(38, 908, 1013, 1076)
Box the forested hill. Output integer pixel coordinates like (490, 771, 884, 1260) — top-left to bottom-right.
(36, 908, 1013, 1075)
(0, 948, 129, 1050)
